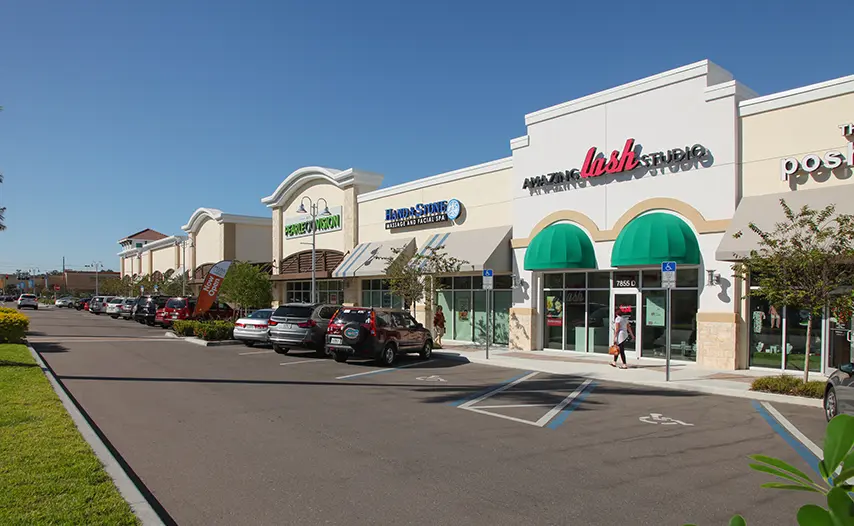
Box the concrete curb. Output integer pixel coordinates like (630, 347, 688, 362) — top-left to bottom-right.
(26, 345, 166, 526)
(162, 332, 240, 347)
(433, 352, 823, 408)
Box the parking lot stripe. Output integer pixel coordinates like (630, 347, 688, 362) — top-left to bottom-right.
(238, 350, 275, 356)
(759, 402, 823, 459)
(335, 359, 436, 380)
(474, 403, 556, 409)
(535, 379, 593, 427)
(464, 407, 542, 427)
(448, 371, 535, 407)
(752, 401, 821, 476)
(279, 360, 323, 366)
(545, 381, 598, 430)
(458, 372, 540, 409)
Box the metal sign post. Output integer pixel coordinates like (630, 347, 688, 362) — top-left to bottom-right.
(661, 261, 677, 382)
(483, 269, 493, 359)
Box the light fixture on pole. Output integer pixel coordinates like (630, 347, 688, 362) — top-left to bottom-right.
(175, 237, 194, 296)
(706, 269, 721, 286)
(296, 196, 331, 303)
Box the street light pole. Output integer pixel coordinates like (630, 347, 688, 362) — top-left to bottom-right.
(176, 237, 194, 297)
(296, 196, 331, 304)
(86, 262, 102, 296)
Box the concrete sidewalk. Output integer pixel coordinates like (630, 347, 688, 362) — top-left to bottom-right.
(434, 344, 824, 408)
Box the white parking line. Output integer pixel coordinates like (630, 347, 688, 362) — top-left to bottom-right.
(761, 402, 823, 458)
(458, 372, 540, 409)
(279, 360, 324, 366)
(534, 380, 593, 427)
(474, 403, 556, 409)
(335, 360, 436, 380)
(238, 350, 275, 356)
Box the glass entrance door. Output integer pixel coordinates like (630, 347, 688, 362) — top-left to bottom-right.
(612, 291, 640, 358)
(828, 317, 853, 371)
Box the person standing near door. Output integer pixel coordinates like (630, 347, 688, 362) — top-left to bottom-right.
(433, 305, 446, 348)
(611, 307, 635, 369)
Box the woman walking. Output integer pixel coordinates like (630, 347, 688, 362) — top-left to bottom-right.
(433, 305, 446, 348)
(611, 307, 634, 369)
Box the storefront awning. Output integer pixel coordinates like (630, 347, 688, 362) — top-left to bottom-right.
(415, 226, 513, 273)
(524, 223, 596, 271)
(611, 213, 699, 266)
(332, 238, 415, 278)
(716, 185, 854, 261)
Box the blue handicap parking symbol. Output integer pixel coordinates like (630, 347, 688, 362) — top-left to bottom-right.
(661, 261, 677, 272)
(483, 269, 494, 277)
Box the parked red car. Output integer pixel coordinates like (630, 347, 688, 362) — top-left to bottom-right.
(161, 297, 234, 327)
(154, 307, 168, 327)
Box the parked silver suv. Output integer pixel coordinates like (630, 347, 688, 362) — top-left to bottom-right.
(17, 294, 38, 310)
(88, 296, 112, 315)
(268, 303, 341, 356)
(106, 297, 125, 318)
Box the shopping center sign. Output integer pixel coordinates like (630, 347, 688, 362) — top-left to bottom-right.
(780, 123, 854, 181)
(384, 199, 462, 229)
(285, 205, 343, 239)
(521, 138, 708, 190)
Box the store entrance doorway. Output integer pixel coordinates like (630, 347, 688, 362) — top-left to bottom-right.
(611, 290, 640, 359)
(828, 317, 853, 371)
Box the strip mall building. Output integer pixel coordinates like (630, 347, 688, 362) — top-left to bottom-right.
(119, 60, 854, 374)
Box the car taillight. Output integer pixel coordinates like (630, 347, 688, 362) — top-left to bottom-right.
(257, 324, 268, 329)
(297, 319, 317, 328)
(235, 322, 244, 328)
(370, 310, 377, 336)
(268, 320, 278, 326)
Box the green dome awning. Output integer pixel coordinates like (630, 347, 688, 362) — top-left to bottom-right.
(611, 213, 699, 267)
(524, 223, 597, 271)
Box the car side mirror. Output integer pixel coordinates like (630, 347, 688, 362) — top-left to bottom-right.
(841, 363, 854, 376)
(415, 322, 424, 329)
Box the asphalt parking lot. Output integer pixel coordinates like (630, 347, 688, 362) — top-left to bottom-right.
(21, 305, 830, 526)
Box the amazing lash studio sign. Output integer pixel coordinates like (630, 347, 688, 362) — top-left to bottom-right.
(522, 138, 709, 190)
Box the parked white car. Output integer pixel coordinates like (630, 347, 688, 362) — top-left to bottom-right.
(17, 294, 39, 310)
(106, 297, 125, 318)
(234, 309, 274, 347)
(55, 296, 76, 308)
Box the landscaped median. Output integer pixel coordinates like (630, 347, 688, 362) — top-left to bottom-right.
(750, 375, 825, 398)
(0, 343, 138, 525)
(167, 319, 239, 346)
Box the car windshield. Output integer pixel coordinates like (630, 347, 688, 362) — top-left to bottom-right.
(124, 299, 135, 304)
(247, 309, 272, 319)
(154, 297, 169, 307)
(21, 294, 36, 299)
(332, 308, 372, 324)
(272, 305, 313, 318)
(109, 298, 123, 304)
(166, 298, 186, 309)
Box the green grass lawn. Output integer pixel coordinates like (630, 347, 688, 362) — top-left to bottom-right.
(0, 344, 138, 525)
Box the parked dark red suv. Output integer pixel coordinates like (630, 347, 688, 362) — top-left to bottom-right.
(160, 297, 234, 327)
(325, 307, 433, 366)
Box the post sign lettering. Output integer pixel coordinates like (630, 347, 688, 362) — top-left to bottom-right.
(780, 124, 854, 181)
(285, 206, 343, 239)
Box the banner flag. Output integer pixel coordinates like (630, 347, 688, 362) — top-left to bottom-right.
(193, 261, 232, 317)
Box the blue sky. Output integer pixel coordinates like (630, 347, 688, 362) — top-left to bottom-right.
(1, 0, 851, 273)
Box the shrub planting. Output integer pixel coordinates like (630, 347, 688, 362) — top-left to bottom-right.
(172, 320, 197, 337)
(0, 311, 29, 343)
(193, 321, 233, 341)
(750, 375, 825, 398)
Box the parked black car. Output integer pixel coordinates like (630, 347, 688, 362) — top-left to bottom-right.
(132, 295, 169, 326)
(268, 303, 341, 356)
(75, 297, 92, 310)
(325, 307, 433, 365)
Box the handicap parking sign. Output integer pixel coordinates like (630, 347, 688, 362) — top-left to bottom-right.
(661, 261, 677, 272)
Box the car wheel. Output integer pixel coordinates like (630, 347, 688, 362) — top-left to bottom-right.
(243, 341, 255, 348)
(420, 340, 433, 360)
(111, 315, 118, 319)
(34, 306, 38, 310)
(379, 344, 396, 367)
(273, 345, 289, 354)
(334, 352, 348, 363)
(825, 386, 839, 422)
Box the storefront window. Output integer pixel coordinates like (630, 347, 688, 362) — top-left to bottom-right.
(641, 290, 667, 358)
(670, 290, 698, 361)
(286, 280, 343, 304)
(587, 290, 610, 353)
(748, 296, 783, 369)
(361, 280, 404, 309)
(642, 270, 661, 288)
(785, 308, 823, 373)
(565, 273, 585, 288)
(544, 274, 563, 289)
(589, 272, 610, 289)
(436, 275, 512, 345)
(544, 290, 563, 349)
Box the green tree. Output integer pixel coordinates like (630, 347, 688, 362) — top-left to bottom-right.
(218, 261, 272, 317)
(98, 278, 127, 296)
(732, 200, 854, 382)
(380, 245, 467, 315)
